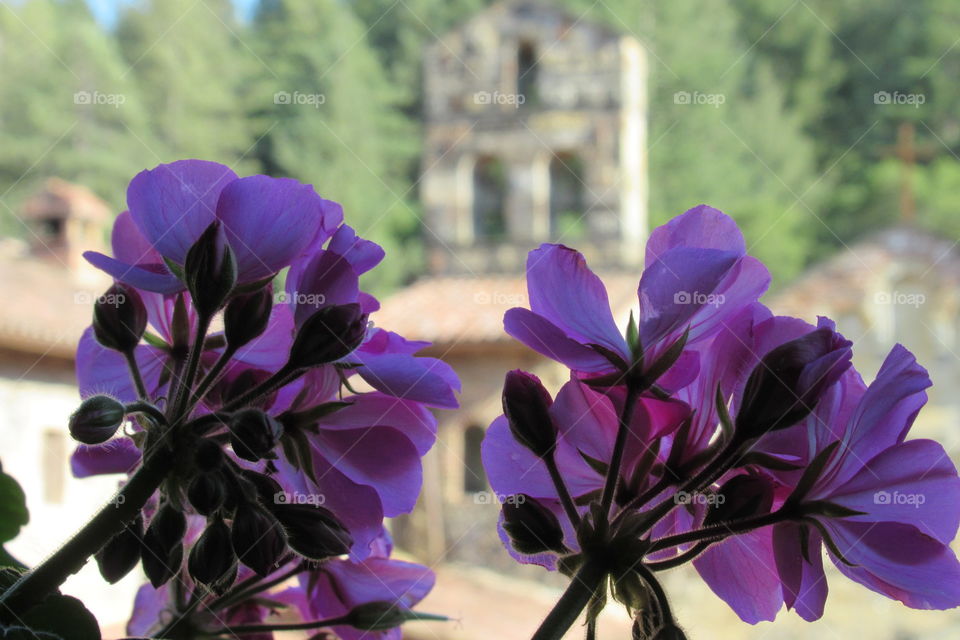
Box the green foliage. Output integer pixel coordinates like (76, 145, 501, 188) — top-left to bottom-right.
(1, 0, 960, 288)
(0, 461, 28, 570)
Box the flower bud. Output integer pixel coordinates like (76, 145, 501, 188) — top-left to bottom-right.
(187, 471, 226, 516)
(95, 514, 142, 584)
(501, 494, 567, 556)
(231, 503, 285, 576)
(188, 518, 236, 587)
(502, 370, 555, 458)
(224, 285, 273, 349)
(194, 439, 225, 472)
(271, 504, 352, 560)
(141, 504, 186, 587)
(69, 395, 125, 444)
(703, 474, 774, 527)
(652, 625, 687, 640)
(238, 469, 283, 505)
(184, 221, 237, 317)
(736, 325, 852, 441)
(345, 602, 447, 631)
(92, 283, 147, 353)
(287, 303, 367, 369)
(228, 409, 283, 462)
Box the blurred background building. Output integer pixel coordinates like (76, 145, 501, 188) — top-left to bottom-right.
(3, 0, 960, 638)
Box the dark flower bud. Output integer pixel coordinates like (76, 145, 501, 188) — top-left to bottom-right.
(92, 283, 147, 353)
(231, 503, 285, 576)
(224, 285, 273, 349)
(140, 504, 187, 587)
(194, 440, 225, 472)
(287, 303, 367, 369)
(214, 368, 276, 410)
(703, 473, 774, 527)
(228, 409, 283, 462)
(187, 472, 226, 516)
(271, 504, 352, 560)
(69, 395, 125, 444)
(502, 370, 556, 458)
(736, 325, 852, 441)
(501, 494, 567, 556)
(184, 221, 237, 317)
(238, 469, 283, 505)
(345, 602, 447, 631)
(95, 514, 142, 583)
(188, 518, 236, 587)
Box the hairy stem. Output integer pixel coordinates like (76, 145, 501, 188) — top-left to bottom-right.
(0, 449, 173, 616)
(531, 561, 607, 640)
(600, 386, 640, 518)
(544, 453, 581, 527)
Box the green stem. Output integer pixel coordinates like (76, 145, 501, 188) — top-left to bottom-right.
(220, 365, 301, 412)
(169, 316, 212, 421)
(635, 563, 673, 627)
(199, 613, 350, 636)
(0, 449, 174, 617)
(124, 349, 149, 400)
(544, 453, 581, 527)
(531, 561, 607, 640)
(646, 509, 786, 555)
(184, 344, 237, 417)
(600, 386, 640, 518)
(645, 542, 710, 571)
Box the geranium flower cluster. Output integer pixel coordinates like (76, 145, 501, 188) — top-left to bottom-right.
(65, 160, 459, 638)
(483, 206, 960, 639)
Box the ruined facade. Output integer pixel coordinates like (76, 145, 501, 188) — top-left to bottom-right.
(419, 0, 647, 275)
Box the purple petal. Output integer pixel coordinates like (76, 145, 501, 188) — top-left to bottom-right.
(71, 438, 142, 478)
(773, 522, 828, 621)
(525, 244, 628, 356)
(481, 416, 554, 498)
(75, 328, 167, 402)
(637, 247, 739, 348)
(216, 175, 329, 281)
(644, 205, 746, 267)
(126, 583, 170, 637)
(694, 527, 783, 623)
(504, 308, 616, 373)
(326, 225, 385, 274)
(127, 160, 237, 264)
(83, 251, 183, 294)
(287, 250, 360, 327)
(354, 352, 459, 409)
(826, 439, 960, 543)
(312, 427, 422, 517)
(826, 519, 960, 610)
(318, 393, 437, 456)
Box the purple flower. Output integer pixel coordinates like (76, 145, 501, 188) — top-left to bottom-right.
(85, 160, 343, 293)
(503, 205, 770, 377)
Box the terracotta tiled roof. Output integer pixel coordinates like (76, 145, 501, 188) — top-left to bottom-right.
(0, 240, 100, 360)
(377, 271, 641, 349)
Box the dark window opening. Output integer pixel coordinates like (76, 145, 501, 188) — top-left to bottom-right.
(472, 157, 507, 240)
(463, 425, 487, 494)
(549, 153, 585, 239)
(39, 217, 64, 239)
(517, 41, 538, 105)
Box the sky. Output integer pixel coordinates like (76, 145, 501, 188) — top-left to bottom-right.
(86, 0, 258, 27)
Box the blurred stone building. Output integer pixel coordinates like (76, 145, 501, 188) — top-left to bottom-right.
(382, 0, 647, 572)
(0, 179, 138, 636)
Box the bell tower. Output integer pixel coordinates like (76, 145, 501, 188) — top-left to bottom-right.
(420, 0, 648, 275)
